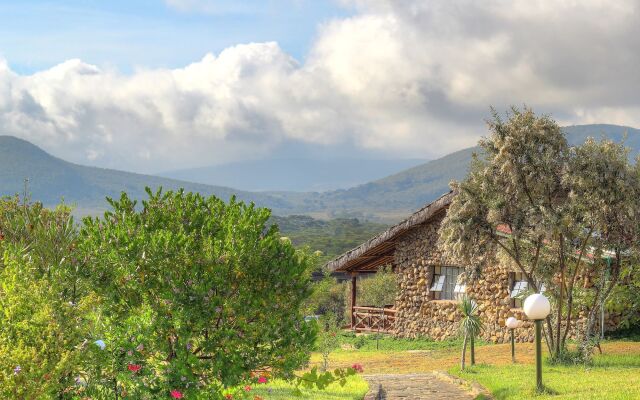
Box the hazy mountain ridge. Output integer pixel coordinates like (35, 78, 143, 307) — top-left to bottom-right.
(1, 124, 638, 220)
(159, 158, 427, 192)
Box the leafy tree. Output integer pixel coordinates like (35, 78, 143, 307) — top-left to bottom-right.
(440, 107, 640, 359)
(304, 273, 347, 321)
(459, 297, 482, 370)
(316, 313, 341, 372)
(0, 197, 93, 398)
(79, 189, 317, 398)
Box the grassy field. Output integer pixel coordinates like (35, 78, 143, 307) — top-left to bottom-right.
(240, 336, 640, 399)
(450, 350, 640, 399)
(250, 377, 369, 400)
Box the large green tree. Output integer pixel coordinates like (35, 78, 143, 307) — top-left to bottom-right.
(79, 189, 316, 398)
(439, 108, 640, 358)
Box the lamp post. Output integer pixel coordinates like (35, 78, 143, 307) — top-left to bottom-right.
(505, 317, 520, 363)
(523, 293, 551, 392)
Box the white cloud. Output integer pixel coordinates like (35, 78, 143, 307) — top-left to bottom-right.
(1, 0, 639, 173)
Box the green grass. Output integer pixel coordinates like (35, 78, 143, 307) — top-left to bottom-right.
(249, 376, 369, 400)
(336, 332, 480, 352)
(450, 352, 640, 399)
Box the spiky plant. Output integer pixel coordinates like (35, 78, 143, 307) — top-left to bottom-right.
(459, 296, 483, 369)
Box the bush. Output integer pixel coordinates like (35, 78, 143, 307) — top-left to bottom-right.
(78, 189, 317, 398)
(0, 198, 92, 398)
(304, 274, 347, 322)
(344, 266, 398, 318)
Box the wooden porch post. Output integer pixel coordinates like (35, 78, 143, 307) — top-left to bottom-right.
(350, 272, 358, 330)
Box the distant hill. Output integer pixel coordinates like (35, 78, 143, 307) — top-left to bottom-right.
(0, 135, 291, 215)
(1, 124, 638, 221)
(160, 158, 427, 192)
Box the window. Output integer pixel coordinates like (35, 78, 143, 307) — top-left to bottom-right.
(510, 272, 528, 308)
(430, 266, 462, 300)
(453, 282, 467, 301)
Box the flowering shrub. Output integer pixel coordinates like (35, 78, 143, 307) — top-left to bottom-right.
(0, 191, 358, 398)
(78, 189, 317, 398)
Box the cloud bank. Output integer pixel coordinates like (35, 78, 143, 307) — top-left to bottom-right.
(1, 0, 639, 172)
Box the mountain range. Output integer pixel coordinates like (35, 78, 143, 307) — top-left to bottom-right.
(1, 123, 638, 221)
(159, 158, 427, 192)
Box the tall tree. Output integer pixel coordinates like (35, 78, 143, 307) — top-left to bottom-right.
(439, 107, 640, 358)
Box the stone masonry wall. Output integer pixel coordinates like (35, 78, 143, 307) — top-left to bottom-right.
(391, 214, 618, 343)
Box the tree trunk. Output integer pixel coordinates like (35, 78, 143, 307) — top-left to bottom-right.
(461, 333, 468, 370)
(470, 335, 475, 365)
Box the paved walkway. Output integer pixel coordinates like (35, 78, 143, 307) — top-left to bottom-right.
(362, 373, 477, 400)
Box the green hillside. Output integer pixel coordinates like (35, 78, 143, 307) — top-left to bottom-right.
(271, 215, 387, 263)
(1, 124, 638, 221)
(0, 135, 291, 215)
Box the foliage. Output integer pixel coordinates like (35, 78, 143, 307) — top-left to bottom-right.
(304, 274, 348, 321)
(247, 375, 369, 400)
(77, 189, 318, 398)
(316, 314, 341, 371)
(271, 215, 387, 267)
(459, 297, 483, 370)
(0, 197, 94, 398)
(439, 107, 640, 359)
(343, 267, 398, 322)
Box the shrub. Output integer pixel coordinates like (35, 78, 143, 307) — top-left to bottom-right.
(0, 198, 92, 398)
(78, 189, 317, 398)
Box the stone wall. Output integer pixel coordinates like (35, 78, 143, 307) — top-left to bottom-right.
(391, 214, 618, 343)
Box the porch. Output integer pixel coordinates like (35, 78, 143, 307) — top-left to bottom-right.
(351, 305, 397, 333)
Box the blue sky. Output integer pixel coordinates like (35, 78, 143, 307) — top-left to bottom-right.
(0, 1, 637, 173)
(0, 0, 351, 73)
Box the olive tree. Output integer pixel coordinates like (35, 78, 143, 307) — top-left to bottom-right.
(439, 107, 640, 359)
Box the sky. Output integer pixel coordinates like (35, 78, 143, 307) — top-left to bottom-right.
(0, 0, 639, 173)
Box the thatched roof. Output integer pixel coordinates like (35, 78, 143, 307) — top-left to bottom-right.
(325, 191, 455, 273)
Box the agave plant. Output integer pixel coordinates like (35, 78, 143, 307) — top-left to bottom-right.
(459, 296, 483, 369)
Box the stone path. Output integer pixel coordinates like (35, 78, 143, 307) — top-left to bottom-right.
(362, 373, 477, 400)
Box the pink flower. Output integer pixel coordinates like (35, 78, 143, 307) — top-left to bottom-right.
(352, 363, 364, 373)
(245, 385, 252, 391)
(257, 376, 268, 384)
(170, 390, 183, 399)
(127, 364, 142, 373)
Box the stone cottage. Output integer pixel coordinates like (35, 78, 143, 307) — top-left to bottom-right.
(325, 191, 620, 343)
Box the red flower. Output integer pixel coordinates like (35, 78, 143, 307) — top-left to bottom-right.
(257, 376, 268, 384)
(351, 363, 364, 373)
(170, 390, 183, 399)
(244, 385, 252, 391)
(127, 364, 142, 373)
(224, 394, 233, 399)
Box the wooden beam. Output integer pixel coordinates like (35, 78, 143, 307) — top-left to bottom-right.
(350, 272, 358, 330)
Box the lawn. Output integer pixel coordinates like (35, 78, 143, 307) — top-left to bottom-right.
(250, 376, 369, 400)
(312, 334, 640, 399)
(449, 341, 640, 399)
(450, 353, 640, 399)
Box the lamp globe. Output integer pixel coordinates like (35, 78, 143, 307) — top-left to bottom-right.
(523, 293, 551, 320)
(506, 316, 520, 329)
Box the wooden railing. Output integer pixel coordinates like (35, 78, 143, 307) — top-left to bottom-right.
(351, 306, 397, 333)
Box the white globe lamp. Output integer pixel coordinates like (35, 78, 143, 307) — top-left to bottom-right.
(506, 316, 520, 329)
(523, 293, 551, 320)
(505, 317, 520, 363)
(523, 292, 550, 392)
